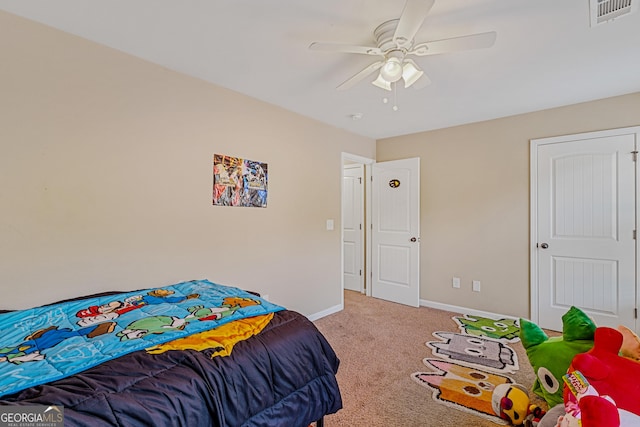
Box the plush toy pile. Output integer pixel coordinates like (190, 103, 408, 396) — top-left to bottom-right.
(519, 306, 596, 408)
(558, 327, 640, 427)
(514, 306, 640, 427)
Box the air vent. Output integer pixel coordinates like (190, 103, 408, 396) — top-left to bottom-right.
(590, 0, 638, 26)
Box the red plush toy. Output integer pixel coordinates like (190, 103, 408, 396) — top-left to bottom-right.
(563, 327, 640, 427)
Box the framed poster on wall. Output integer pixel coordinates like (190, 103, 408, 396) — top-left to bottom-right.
(213, 154, 268, 208)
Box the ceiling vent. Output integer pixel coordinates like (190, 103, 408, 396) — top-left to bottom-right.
(590, 0, 638, 26)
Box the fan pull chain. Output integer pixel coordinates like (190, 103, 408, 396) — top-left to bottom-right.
(382, 85, 400, 111)
(393, 82, 399, 111)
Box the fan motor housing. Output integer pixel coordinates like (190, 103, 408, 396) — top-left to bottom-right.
(374, 19, 411, 53)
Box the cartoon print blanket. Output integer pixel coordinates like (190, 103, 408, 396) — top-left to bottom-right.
(0, 279, 284, 398)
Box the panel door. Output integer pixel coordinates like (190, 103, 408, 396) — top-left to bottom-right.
(537, 134, 636, 331)
(343, 164, 364, 292)
(371, 158, 420, 307)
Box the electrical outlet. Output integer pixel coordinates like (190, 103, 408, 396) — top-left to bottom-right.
(472, 280, 481, 292)
(452, 277, 461, 289)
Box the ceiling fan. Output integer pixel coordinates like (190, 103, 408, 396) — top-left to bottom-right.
(309, 0, 497, 91)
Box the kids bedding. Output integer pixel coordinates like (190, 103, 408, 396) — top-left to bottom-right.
(0, 279, 342, 427)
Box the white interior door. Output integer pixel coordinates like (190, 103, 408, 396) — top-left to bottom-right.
(371, 158, 420, 307)
(343, 164, 364, 292)
(534, 131, 637, 331)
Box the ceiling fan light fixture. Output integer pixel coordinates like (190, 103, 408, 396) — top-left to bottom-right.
(372, 73, 392, 91)
(402, 61, 424, 88)
(380, 57, 403, 82)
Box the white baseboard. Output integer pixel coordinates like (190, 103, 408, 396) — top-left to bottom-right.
(419, 299, 519, 321)
(306, 299, 518, 322)
(307, 303, 343, 322)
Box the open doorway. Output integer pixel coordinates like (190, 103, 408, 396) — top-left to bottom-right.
(341, 153, 421, 308)
(341, 153, 374, 300)
(343, 162, 364, 293)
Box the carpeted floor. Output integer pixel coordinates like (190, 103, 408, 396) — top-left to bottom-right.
(313, 290, 547, 427)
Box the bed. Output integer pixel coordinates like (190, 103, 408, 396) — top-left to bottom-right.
(0, 280, 342, 427)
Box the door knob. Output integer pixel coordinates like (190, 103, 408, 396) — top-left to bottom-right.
(540, 243, 549, 249)
(410, 237, 417, 242)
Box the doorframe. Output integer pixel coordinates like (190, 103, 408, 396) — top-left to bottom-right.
(341, 153, 375, 304)
(529, 125, 640, 325)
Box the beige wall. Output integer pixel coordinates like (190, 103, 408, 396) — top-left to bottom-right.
(377, 92, 640, 319)
(0, 11, 375, 314)
(3, 10, 640, 321)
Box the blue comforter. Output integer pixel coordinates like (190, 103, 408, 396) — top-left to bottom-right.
(0, 279, 284, 398)
(0, 283, 342, 427)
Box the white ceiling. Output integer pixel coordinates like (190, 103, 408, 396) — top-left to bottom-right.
(1, 0, 639, 139)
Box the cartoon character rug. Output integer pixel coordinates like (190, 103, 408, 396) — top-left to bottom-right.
(412, 359, 514, 425)
(453, 314, 521, 343)
(427, 331, 519, 374)
(0, 279, 284, 398)
(412, 313, 521, 424)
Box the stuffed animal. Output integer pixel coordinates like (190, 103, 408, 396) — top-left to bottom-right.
(554, 402, 640, 427)
(555, 395, 620, 427)
(536, 404, 567, 427)
(560, 370, 621, 427)
(537, 325, 640, 427)
(492, 383, 546, 426)
(554, 382, 640, 427)
(526, 404, 547, 426)
(565, 327, 640, 420)
(519, 306, 595, 408)
(617, 325, 640, 361)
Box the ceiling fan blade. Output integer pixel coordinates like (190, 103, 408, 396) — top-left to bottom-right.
(410, 31, 497, 56)
(393, 0, 436, 48)
(309, 42, 383, 56)
(337, 61, 385, 91)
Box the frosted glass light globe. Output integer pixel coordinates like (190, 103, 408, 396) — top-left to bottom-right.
(380, 58, 403, 82)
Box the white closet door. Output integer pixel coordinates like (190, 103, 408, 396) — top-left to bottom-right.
(535, 132, 636, 331)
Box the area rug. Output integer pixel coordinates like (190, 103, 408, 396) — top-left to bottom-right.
(412, 314, 522, 424)
(427, 331, 519, 373)
(412, 359, 512, 425)
(453, 314, 521, 343)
